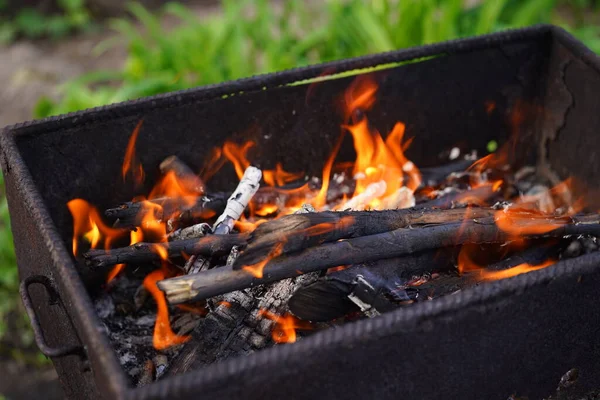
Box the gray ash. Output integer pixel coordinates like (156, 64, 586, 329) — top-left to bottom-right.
(93, 267, 203, 386)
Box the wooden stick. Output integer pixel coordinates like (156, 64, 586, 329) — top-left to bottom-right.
(83, 234, 247, 269)
(233, 207, 497, 268)
(87, 207, 496, 269)
(418, 158, 475, 186)
(417, 184, 498, 209)
(157, 213, 600, 303)
(105, 194, 228, 229)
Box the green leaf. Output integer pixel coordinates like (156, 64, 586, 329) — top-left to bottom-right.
(14, 9, 47, 38)
(33, 96, 57, 119)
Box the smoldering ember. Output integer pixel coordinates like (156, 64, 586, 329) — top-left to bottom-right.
(67, 75, 599, 386)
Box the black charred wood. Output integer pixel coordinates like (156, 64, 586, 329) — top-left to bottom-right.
(106, 194, 229, 229)
(233, 207, 497, 268)
(288, 249, 457, 322)
(83, 234, 247, 269)
(158, 213, 600, 303)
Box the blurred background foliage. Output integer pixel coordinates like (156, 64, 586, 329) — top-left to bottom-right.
(32, 0, 600, 118)
(0, 0, 600, 375)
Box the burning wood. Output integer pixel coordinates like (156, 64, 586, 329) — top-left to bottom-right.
(66, 74, 600, 387)
(84, 207, 497, 269)
(156, 212, 600, 304)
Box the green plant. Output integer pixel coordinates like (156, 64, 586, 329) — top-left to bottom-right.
(34, 0, 563, 118)
(0, 0, 92, 43)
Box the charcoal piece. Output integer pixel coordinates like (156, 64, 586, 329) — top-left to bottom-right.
(167, 273, 317, 375)
(419, 158, 475, 187)
(288, 249, 456, 322)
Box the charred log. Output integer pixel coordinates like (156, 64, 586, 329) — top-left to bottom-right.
(158, 213, 600, 303)
(418, 158, 475, 187)
(417, 184, 499, 209)
(83, 234, 247, 269)
(89, 207, 496, 269)
(167, 273, 317, 375)
(106, 194, 228, 230)
(289, 243, 559, 322)
(288, 248, 457, 322)
(233, 207, 497, 268)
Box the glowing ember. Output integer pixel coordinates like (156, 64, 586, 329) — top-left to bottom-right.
(143, 269, 190, 350)
(258, 310, 313, 343)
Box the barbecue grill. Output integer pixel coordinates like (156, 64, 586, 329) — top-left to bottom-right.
(2, 25, 600, 399)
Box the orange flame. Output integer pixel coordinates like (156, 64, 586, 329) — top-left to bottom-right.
(67, 199, 126, 256)
(343, 75, 378, 118)
(122, 120, 145, 185)
(494, 209, 568, 237)
(106, 264, 126, 283)
(151, 244, 169, 261)
(258, 310, 313, 343)
(263, 163, 304, 187)
(106, 225, 145, 283)
(242, 242, 285, 278)
(479, 259, 556, 281)
(223, 141, 254, 180)
(143, 269, 190, 350)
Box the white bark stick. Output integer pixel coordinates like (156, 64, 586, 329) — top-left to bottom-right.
(184, 166, 262, 274)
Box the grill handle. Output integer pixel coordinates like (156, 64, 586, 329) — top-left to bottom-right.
(20, 275, 84, 358)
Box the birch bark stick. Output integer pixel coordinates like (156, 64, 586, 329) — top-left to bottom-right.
(184, 166, 262, 274)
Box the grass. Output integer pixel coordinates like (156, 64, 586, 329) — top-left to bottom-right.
(0, 0, 93, 43)
(1, 0, 600, 363)
(34, 0, 564, 117)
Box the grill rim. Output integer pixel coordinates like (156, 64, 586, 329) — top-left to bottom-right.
(1, 24, 598, 399)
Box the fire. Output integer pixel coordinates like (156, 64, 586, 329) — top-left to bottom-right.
(122, 120, 145, 186)
(258, 310, 312, 343)
(263, 163, 304, 187)
(479, 259, 556, 281)
(106, 264, 125, 283)
(494, 208, 567, 237)
(148, 171, 200, 207)
(343, 75, 378, 118)
(106, 229, 145, 283)
(143, 269, 190, 350)
(340, 88, 420, 210)
(242, 242, 285, 278)
(223, 140, 254, 180)
(151, 244, 169, 261)
(457, 243, 556, 282)
(67, 199, 126, 256)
